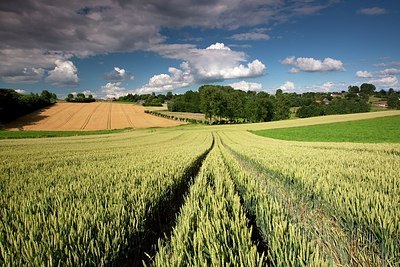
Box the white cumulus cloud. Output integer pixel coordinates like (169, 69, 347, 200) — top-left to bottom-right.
(136, 63, 194, 94)
(297, 81, 346, 93)
(100, 82, 129, 98)
(280, 81, 295, 91)
(199, 59, 265, 80)
(356, 68, 400, 89)
(357, 68, 400, 77)
(138, 42, 266, 93)
(206, 42, 232, 51)
(46, 60, 79, 86)
(369, 76, 398, 88)
(356, 70, 373, 78)
(282, 56, 344, 72)
(229, 81, 262, 91)
(380, 68, 400, 75)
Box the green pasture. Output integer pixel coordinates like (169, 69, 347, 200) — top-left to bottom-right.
(252, 115, 400, 143)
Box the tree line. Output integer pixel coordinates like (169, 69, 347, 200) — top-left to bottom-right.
(166, 83, 393, 122)
(386, 89, 400, 109)
(65, 93, 95, 103)
(166, 85, 291, 122)
(115, 83, 400, 122)
(0, 89, 57, 124)
(117, 92, 172, 106)
(295, 84, 374, 118)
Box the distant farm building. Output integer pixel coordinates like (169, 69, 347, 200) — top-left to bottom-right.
(331, 93, 342, 98)
(371, 101, 388, 108)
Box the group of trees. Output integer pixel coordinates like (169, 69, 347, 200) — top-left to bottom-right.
(168, 85, 291, 122)
(0, 89, 57, 124)
(347, 83, 376, 99)
(296, 84, 374, 118)
(117, 92, 172, 106)
(142, 93, 165, 106)
(118, 81, 400, 121)
(167, 90, 200, 113)
(297, 98, 370, 118)
(65, 93, 95, 103)
(167, 83, 399, 121)
(387, 89, 400, 109)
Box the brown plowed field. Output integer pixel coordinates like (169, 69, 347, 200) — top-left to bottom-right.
(6, 102, 185, 131)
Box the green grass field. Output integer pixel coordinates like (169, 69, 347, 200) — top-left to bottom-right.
(0, 128, 132, 139)
(252, 115, 400, 143)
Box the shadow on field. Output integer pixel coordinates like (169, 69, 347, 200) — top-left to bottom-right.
(112, 134, 215, 267)
(4, 104, 54, 130)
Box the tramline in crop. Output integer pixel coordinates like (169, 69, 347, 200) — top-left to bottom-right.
(154, 138, 264, 266)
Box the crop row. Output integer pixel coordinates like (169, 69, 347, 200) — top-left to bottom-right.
(153, 138, 264, 266)
(218, 137, 329, 266)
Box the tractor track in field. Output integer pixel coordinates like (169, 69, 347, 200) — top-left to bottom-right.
(80, 104, 101, 130)
(107, 103, 112, 129)
(214, 136, 270, 264)
(53, 104, 87, 129)
(114, 134, 215, 267)
(38, 104, 75, 125)
(121, 104, 135, 128)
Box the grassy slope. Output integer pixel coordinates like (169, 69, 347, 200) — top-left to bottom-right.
(252, 115, 400, 143)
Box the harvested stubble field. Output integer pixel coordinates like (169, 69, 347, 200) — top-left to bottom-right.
(5, 102, 185, 131)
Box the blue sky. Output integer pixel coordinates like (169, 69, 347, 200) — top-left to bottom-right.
(0, 0, 399, 98)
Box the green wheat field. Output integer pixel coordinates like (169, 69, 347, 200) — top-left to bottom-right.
(1, 110, 399, 266)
